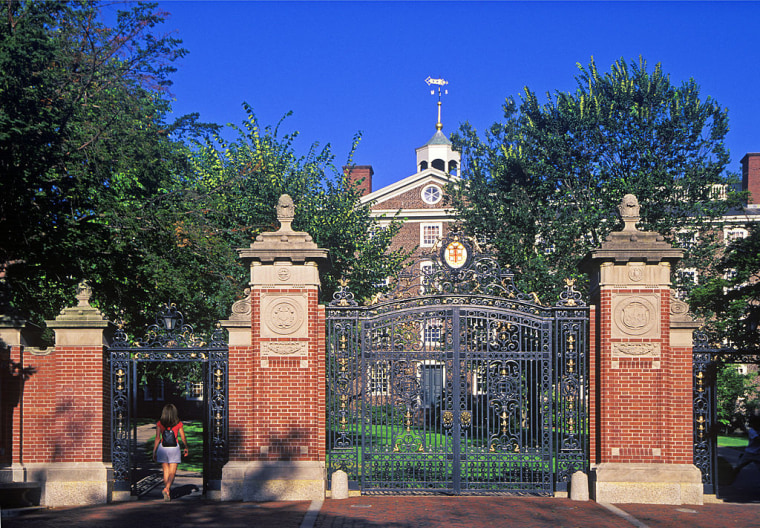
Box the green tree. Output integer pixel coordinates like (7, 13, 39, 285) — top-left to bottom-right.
(185, 105, 409, 305)
(690, 226, 760, 348)
(450, 57, 741, 302)
(0, 1, 217, 331)
(716, 362, 759, 434)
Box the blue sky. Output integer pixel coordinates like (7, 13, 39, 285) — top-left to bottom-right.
(146, 1, 758, 190)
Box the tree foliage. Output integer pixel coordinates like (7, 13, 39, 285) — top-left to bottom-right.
(186, 105, 409, 306)
(0, 2, 405, 338)
(716, 362, 759, 433)
(690, 225, 760, 348)
(0, 0, 203, 330)
(449, 57, 740, 302)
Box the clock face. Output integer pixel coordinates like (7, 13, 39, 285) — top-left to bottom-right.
(443, 240, 468, 269)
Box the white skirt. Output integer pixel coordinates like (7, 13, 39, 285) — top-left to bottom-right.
(156, 444, 181, 464)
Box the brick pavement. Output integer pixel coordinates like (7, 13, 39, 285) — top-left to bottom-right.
(4, 496, 760, 528)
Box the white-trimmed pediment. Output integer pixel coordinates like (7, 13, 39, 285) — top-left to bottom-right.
(359, 169, 461, 207)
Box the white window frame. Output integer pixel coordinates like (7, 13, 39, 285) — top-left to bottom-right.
(675, 267, 698, 300)
(724, 227, 748, 245)
(676, 230, 698, 250)
(419, 260, 434, 294)
(421, 184, 442, 205)
(368, 361, 390, 396)
(472, 361, 489, 396)
(422, 318, 444, 348)
(420, 223, 442, 248)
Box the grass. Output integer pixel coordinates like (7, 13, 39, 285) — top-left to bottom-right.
(138, 419, 204, 473)
(718, 434, 748, 448)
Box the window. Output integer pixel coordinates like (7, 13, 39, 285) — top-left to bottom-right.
(369, 362, 390, 395)
(472, 362, 489, 395)
(676, 231, 697, 250)
(420, 261, 434, 293)
(185, 381, 203, 401)
(421, 184, 442, 205)
(448, 160, 458, 176)
(420, 223, 441, 247)
(431, 159, 446, 171)
(143, 379, 165, 402)
(422, 319, 444, 347)
(724, 228, 748, 245)
(675, 268, 698, 300)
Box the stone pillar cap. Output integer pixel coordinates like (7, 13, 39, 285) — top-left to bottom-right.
(237, 194, 327, 264)
(581, 194, 683, 269)
(46, 281, 111, 329)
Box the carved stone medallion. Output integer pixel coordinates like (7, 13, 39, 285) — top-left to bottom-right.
(611, 294, 660, 338)
(628, 265, 644, 282)
(261, 293, 307, 338)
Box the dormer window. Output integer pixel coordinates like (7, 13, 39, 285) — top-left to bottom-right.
(422, 184, 442, 205)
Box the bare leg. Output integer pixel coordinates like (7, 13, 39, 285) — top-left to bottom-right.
(165, 462, 179, 495)
(161, 462, 172, 499)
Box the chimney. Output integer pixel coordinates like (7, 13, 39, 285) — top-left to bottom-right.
(343, 165, 373, 197)
(741, 153, 760, 209)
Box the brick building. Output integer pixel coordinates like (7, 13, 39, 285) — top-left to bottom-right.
(345, 120, 461, 278)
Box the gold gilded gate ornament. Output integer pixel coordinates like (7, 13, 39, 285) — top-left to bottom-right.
(443, 240, 468, 269)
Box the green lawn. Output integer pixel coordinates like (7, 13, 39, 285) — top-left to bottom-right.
(718, 434, 748, 448)
(139, 419, 204, 473)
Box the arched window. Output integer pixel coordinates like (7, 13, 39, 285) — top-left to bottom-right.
(419, 160, 428, 171)
(448, 160, 458, 176)
(431, 159, 445, 171)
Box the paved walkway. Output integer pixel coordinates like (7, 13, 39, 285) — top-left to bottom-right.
(5, 442, 760, 527)
(3, 495, 760, 528)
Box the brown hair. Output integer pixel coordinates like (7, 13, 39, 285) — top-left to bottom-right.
(160, 403, 179, 429)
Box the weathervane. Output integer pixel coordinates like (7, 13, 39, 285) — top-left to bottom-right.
(425, 76, 448, 131)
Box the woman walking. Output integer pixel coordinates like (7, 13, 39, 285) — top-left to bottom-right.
(152, 403, 189, 501)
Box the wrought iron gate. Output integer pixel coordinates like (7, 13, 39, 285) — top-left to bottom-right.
(327, 234, 589, 495)
(109, 304, 228, 495)
(693, 331, 760, 495)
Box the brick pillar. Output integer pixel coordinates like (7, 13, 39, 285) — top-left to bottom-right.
(221, 194, 327, 501)
(0, 283, 112, 506)
(582, 194, 702, 505)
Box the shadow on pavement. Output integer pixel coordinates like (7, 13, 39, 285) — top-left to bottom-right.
(717, 446, 760, 503)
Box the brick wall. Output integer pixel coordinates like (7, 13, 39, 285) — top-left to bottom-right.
(741, 152, 760, 206)
(3, 345, 106, 465)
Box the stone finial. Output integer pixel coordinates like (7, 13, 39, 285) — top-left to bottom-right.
(618, 194, 641, 232)
(76, 281, 93, 307)
(277, 194, 295, 232)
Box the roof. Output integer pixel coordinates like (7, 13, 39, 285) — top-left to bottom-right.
(423, 130, 452, 147)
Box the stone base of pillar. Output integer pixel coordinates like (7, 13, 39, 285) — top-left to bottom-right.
(0, 463, 27, 483)
(221, 461, 325, 501)
(591, 463, 703, 505)
(21, 462, 111, 506)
